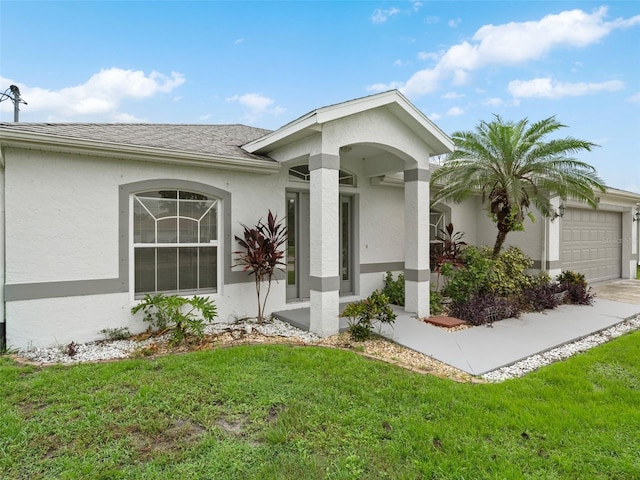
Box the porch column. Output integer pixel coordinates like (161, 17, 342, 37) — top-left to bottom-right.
(404, 160, 430, 318)
(309, 153, 340, 336)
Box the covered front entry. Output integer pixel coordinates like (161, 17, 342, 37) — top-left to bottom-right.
(286, 191, 356, 301)
(243, 90, 454, 336)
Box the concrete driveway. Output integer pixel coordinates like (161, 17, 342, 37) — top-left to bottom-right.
(592, 279, 640, 305)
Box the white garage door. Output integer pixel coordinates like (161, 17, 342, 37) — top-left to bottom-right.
(561, 208, 622, 283)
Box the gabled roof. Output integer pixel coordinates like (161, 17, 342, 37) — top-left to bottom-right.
(0, 123, 274, 162)
(243, 90, 454, 156)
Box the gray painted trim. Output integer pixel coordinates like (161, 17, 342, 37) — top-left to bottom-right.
(360, 262, 405, 274)
(5, 179, 235, 301)
(404, 168, 430, 182)
(5, 278, 127, 301)
(309, 275, 340, 292)
(309, 153, 339, 171)
(405, 269, 431, 282)
(531, 260, 561, 270)
(631, 253, 638, 261)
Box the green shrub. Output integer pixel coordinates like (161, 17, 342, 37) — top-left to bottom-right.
(340, 290, 397, 341)
(382, 271, 405, 306)
(489, 246, 534, 297)
(429, 289, 445, 316)
(556, 270, 588, 288)
(131, 294, 217, 344)
(441, 246, 494, 304)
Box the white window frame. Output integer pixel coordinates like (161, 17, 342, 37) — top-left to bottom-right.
(130, 189, 222, 298)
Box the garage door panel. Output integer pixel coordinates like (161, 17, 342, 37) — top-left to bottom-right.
(561, 208, 621, 283)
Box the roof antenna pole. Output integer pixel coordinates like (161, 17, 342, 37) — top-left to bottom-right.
(0, 85, 28, 122)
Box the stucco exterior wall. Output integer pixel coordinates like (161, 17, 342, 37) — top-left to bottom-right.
(3, 147, 291, 348)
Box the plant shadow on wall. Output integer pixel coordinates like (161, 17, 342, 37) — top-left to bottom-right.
(234, 210, 287, 323)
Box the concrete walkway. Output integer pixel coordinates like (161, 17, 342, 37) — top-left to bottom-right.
(375, 298, 639, 375)
(275, 279, 640, 376)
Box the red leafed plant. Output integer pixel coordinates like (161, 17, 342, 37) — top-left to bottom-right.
(234, 210, 287, 322)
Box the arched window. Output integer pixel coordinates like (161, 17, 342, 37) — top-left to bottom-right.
(289, 164, 356, 186)
(133, 189, 219, 295)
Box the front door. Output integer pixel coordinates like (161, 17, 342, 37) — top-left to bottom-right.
(286, 192, 354, 301)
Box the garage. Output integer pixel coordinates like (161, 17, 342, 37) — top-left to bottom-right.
(561, 207, 622, 283)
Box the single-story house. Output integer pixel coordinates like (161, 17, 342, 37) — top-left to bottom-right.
(1, 90, 639, 349)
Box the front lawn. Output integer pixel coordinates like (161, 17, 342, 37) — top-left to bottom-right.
(2, 332, 640, 479)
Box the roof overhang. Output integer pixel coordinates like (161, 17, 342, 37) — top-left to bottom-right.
(244, 90, 454, 156)
(0, 128, 281, 174)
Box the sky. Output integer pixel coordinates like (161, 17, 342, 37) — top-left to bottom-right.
(1, 1, 639, 193)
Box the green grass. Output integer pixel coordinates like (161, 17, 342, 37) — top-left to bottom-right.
(2, 332, 640, 479)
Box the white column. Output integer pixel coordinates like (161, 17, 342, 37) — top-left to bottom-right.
(309, 153, 340, 336)
(404, 160, 430, 317)
(547, 196, 562, 278)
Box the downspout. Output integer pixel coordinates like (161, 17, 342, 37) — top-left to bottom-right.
(541, 214, 548, 275)
(0, 148, 5, 351)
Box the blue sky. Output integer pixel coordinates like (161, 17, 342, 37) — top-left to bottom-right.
(1, 1, 639, 192)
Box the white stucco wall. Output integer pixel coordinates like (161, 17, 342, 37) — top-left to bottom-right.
(3, 147, 291, 348)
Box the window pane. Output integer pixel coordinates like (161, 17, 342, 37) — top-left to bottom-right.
(179, 193, 213, 220)
(138, 196, 177, 219)
(199, 206, 217, 242)
(199, 247, 217, 290)
(135, 248, 156, 293)
(157, 248, 178, 291)
(157, 218, 177, 243)
(287, 196, 296, 286)
(179, 218, 198, 243)
(179, 248, 198, 290)
(134, 200, 155, 243)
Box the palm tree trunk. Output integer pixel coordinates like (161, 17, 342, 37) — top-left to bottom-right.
(493, 230, 508, 259)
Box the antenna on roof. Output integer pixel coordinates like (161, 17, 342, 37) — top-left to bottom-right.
(0, 85, 28, 122)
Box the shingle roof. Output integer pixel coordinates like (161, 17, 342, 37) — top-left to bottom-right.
(0, 123, 274, 161)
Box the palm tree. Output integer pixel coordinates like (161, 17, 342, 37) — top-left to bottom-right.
(430, 115, 606, 258)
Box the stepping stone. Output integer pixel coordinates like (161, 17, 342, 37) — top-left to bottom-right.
(426, 316, 467, 328)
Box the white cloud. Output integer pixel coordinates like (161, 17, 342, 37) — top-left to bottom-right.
(446, 106, 464, 116)
(448, 18, 461, 28)
(417, 51, 439, 61)
(442, 92, 464, 99)
(412, 2, 423, 12)
(508, 77, 624, 98)
(628, 92, 640, 104)
(366, 81, 403, 93)
(112, 112, 147, 123)
(428, 112, 441, 120)
(226, 93, 286, 122)
(373, 7, 638, 99)
(394, 59, 409, 67)
(0, 68, 185, 121)
(234, 38, 244, 45)
(483, 97, 504, 107)
(371, 7, 400, 24)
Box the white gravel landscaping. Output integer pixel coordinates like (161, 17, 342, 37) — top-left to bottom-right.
(482, 314, 640, 382)
(17, 318, 321, 365)
(15, 314, 640, 382)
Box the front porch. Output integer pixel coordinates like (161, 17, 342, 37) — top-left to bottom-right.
(273, 304, 353, 333)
